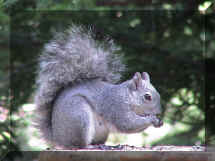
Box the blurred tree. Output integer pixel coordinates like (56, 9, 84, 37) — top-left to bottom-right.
(0, 0, 214, 160)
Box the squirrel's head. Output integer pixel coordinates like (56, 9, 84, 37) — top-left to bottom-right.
(127, 72, 161, 116)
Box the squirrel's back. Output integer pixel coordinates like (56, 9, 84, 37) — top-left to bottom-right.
(34, 25, 125, 143)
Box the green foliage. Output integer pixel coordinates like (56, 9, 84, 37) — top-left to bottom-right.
(0, 0, 215, 160)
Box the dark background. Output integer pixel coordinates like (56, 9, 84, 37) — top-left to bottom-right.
(0, 0, 215, 160)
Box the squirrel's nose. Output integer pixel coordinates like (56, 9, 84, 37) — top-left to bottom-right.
(154, 103, 161, 114)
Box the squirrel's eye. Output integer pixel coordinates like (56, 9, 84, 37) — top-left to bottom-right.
(144, 93, 152, 101)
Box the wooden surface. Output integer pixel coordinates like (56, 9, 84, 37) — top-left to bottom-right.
(37, 145, 215, 161)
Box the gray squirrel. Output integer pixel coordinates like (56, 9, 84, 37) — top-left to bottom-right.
(34, 25, 163, 149)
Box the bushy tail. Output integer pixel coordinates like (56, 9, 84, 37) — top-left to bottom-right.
(34, 25, 125, 144)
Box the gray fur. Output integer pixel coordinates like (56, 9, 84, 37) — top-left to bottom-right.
(34, 25, 162, 149)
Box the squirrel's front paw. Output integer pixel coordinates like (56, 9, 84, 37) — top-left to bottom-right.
(139, 114, 163, 128)
(151, 116, 163, 128)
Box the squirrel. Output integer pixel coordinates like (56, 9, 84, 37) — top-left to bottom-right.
(34, 25, 163, 149)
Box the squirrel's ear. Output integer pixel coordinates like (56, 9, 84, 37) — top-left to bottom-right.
(129, 72, 142, 90)
(142, 72, 150, 82)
